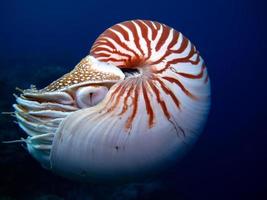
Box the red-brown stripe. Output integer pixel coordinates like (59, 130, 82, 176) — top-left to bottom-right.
(104, 29, 140, 59)
(176, 63, 206, 79)
(98, 57, 127, 63)
(146, 21, 158, 40)
(106, 82, 125, 112)
(93, 46, 132, 61)
(147, 80, 170, 119)
(153, 34, 191, 73)
(124, 21, 145, 56)
(113, 24, 130, 41)
(169, 30, 180, 49)
(168, 43, 196, 65)
(190, 53, 200, 65)
(119, 80, 135, 115)
(162, 76, 197, 100)
(153, 76, 180, 109)
(109, 81, 131, 113)
(91, 39, 116, 54)
(91, 52, 111, 58)
(155, 25, 170, 52)
(142, 81, 154, 128)
(151, 31, 179, 66)
(136, 20, 151, 60)
(172, 36, 189, 54)
(153, 62, 171, 74)
(125, 82, 140, 129)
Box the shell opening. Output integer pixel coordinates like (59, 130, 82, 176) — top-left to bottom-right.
(121, 68, 141, 79)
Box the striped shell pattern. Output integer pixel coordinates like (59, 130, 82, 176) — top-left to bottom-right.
(13, 20, 210, 182)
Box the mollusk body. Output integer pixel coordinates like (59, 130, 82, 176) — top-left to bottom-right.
(13, 20, 210, 182)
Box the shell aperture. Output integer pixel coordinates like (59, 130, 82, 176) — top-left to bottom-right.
(13, 20, 210, 182)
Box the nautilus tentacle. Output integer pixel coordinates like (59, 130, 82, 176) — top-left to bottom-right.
(13, 20, 210, 182)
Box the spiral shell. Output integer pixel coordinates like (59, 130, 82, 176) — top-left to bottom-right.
(13, 20, 210, 182)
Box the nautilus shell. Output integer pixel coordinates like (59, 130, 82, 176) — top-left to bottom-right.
(13, 20, 210, 182)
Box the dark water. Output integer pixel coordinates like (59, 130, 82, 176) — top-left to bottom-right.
(0, 0, 266, 199)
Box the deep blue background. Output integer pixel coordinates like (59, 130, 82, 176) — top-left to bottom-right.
(0, 0, 266, 199)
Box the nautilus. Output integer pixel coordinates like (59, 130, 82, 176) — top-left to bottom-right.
(13, 20, 210, 182)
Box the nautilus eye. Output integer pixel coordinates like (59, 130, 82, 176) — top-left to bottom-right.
(13, 20, 210, 182)
(75, 86, 108, 108)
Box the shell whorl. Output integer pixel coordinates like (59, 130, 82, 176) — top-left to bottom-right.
(89, 20, 209, 130)
(13, 20, 210, 182)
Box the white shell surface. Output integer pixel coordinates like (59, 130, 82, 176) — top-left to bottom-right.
(50, 73, 210, 181)
(50, 102, 187, 181)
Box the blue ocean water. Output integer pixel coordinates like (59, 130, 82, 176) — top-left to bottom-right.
(0, 0, 266, 199)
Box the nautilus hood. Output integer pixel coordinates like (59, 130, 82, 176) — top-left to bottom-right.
(13, 20, 210, 182)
